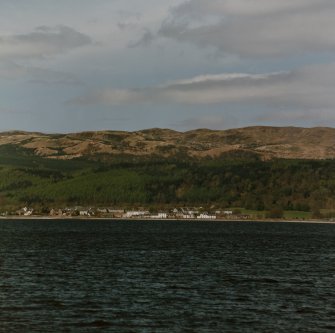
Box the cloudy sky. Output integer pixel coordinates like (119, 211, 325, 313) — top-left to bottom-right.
(1, 0, 335, 132)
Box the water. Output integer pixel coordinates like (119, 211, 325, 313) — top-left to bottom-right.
(0, 220, 335, 332)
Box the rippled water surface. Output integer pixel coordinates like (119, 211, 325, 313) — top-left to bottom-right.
(0, 220, 335, 332)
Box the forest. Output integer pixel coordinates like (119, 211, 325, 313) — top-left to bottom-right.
(0, 144, 335, 213)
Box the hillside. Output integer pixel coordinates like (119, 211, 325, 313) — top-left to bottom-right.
(0, 126, 335, 213)
(1, 126, 335, 161)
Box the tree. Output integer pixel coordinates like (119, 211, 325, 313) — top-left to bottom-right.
(312, 209, 323, 219)
(266, 208, 284, 219)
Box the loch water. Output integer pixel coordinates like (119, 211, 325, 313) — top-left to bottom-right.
(0, 220, 335, 332)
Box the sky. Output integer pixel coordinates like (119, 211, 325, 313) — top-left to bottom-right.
(1, 0, 335, 132)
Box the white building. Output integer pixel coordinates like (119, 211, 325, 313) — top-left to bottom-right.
(18, 207, 33, 216)
(197, 214, 216, 220)
(150, 213, 167, 219)
(124, 211, 149, 218)
(182, 214, 195, 219)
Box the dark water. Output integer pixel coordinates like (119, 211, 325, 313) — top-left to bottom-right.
(0, 220, 335, 332)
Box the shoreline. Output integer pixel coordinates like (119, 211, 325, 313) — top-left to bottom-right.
(1, 216, 335, 224)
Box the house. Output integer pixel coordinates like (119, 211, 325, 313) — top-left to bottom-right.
(197, 214, 216, 220)
(49, 208, 64, 216)
(79, 210, 89, 216)
(182, 214, 195, 219)
(181, 207, 199, 215)
(124, 210, 150, 218)
(17, 207, 33, 216)
(150, 212, 167, 219)
(107, 209, 125, 218)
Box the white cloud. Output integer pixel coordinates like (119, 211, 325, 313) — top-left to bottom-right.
(69, 62, 335, 113)
(70, 71, 289, 105)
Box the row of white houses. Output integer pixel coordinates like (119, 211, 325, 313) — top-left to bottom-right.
(15, 206, 234, 219)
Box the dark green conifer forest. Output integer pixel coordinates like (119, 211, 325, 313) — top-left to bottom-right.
(1, 144, 334, 214)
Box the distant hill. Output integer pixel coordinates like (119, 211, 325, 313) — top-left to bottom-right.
(1, 126, 335, 213)
(1, 126, 335, 161)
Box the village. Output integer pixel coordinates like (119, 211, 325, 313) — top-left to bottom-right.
(6, 206, 252, 220)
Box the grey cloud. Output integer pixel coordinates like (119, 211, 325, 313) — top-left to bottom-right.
(173, 115, 238, 131)
(256, 109, 335, 125)
(117, 10, 141, 20)
(117, 9, 141, 31)
(69, 62, 335, 113)
(0, 62, 82, 85)
(171, 0, 327, 18)
(69, 88, 148, 106)
(117, 22, 138, 31)
(70, 71, 292, 106)
(129, 29, 154, 48)
(0, 25, 93, 60)
(157, 0, 335, 57)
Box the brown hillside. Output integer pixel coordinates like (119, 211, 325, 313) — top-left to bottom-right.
(0, 126, 334, 160)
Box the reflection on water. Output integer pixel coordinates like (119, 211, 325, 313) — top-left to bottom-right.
(0, 220, 335, 332)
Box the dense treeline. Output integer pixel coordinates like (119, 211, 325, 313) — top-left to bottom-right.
(0, 144, 335, 211)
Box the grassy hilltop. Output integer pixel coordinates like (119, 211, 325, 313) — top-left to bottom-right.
(0, 126, 335, 214)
